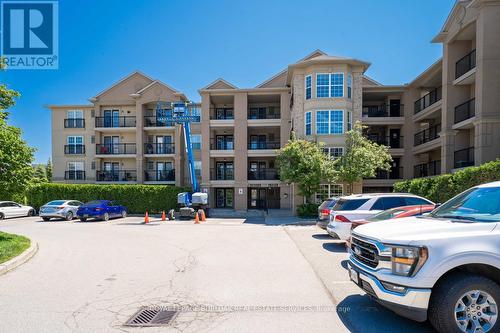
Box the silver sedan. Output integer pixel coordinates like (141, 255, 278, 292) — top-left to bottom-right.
(39, 200, 83, 221)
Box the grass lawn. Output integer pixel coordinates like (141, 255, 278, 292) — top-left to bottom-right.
(0, 231, 31, 264)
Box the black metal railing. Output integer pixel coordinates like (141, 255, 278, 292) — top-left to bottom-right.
(64, 170, 85, 180)
(96, 170, 137, 182)
(414, 87, 442, 114)
(454, 147, 475, 169)
(370, 167, 403, 180)
(248, 107, 280, 119)
(456, 49, 476, 79)
(144, 116, 175, 127)
(95, 143, 136, 155)
(414, 160, 441, 178)
(414, 124, 441, 146)
(362, 104, 404, 117)
(144, 169, 175, 181)
(248, 168, 279, 180)
(210, 138, 234, 150)
(247, 141, 281, 150)
(64, 118, 85, 128)
(366, 135, 404, 148)
(209, 108, 234, 120)
(210, 168, 234, 180)
(95, 116, 136, 128)
(454, 98, 475, 124)
(64, 144, 85, 155)
(144, 143, 175, 154)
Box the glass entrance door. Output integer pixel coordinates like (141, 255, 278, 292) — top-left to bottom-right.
(215, 188, 233, 208)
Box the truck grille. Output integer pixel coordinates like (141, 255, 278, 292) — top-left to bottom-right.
(351, 237, 379, 268)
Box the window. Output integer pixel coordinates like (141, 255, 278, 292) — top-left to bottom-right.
(347, 111, 352, 131)
(314, 185, 343, 204)
(330, 73, 344, 97)
(323, 147, 344, 159)
(316, 73, 344, 98)
(305, 75, 312, 100)
(67, 110, 83, 119)
(347, 74, 352, 99)
(305, 112, 312, 135)
(191, 135, 201, 150)
(316, 110, 344, 135)
(333, 198, 368, 211)
(405, 197, 432, 206)
(194, 161, 202, 176)
(316, 74, 330, 98)
(190, 106, 201, 122)
(68, 161, 84, 171)
(371, 197, 407, 211)
(67, 136, 84, 154)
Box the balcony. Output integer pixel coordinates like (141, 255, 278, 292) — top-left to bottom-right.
(64, 170, 85, 180)
(210, 138, 234, 150)
(210, 168, 234, 181)
(362, 105, 404, 118)
(456, 49, 476, 79)
(414, 87, 442, 114)
(247, 141, 281, 150)
(414, 160, 441, 178)
(64, 118, 85, 128)
(248, 107, 280, 120)
(414, 124, 441, 146)
(144, 116, 175, 128)
(96, 170, 137, 182)
(210, 108, 234, 120)
(64, 144, 85, 155)
(95, 116, 136, 128)
(144, 143, 175, 155)
(454, 98, 475, 124)
(144, 169, 175, 182)
(454, 147, 474, 169)
(248, 168, 279, 180)
(366, 135, 403, 149)
(95, 143, 136, 155)
(370, 167, 403, 180)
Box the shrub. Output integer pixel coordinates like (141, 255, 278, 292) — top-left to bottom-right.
(22, 183, 189, 214)
(394, 160, 500, 203)
(297, 203, 319, 218)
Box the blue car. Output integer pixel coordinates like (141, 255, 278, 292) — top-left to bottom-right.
(76, 200, 127, 222)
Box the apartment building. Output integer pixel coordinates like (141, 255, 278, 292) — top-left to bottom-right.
(49, 0, 500, 213)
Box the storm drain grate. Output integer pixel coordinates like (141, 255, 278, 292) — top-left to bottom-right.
(124, 306, 178, 327)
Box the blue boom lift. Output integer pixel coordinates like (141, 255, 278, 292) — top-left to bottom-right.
(157, 100, 208, 219)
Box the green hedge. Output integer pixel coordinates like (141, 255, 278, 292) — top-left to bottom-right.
(297, 203, 319, 218)
(394, 160, 500, 203)
(24, 183, 189, 214)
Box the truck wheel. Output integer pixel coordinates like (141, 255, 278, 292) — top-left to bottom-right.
(429, 272, 499, 333)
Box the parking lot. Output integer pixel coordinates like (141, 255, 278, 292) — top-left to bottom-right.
(0, 216, 435, 332)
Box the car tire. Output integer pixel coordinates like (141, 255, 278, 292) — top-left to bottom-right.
(42, 217, 51, 221)
(428, 272, 499, 333)
(0, 213, 4, 220)
(121, 210, 127, 218)
(27, 209, 35, 217)
(79, 218, 87, 222)
(102, 213, 109, 221)
(65, 212, 73, 221)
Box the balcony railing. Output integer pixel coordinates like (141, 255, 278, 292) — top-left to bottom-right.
(454, 147, 475, 169)
(370, 167, 403, 180)
(247, 141, 281, 150)
(414, 87, 442, 114)
(210, 108, 234, 120)
(144, 116, 175, 127)
(95, 116, 136, 128)
(64, 144, 85, 155)
(210, 139, 234, 150)
(210, 168, 234, 180)
(414, 160, 441, 178)
(96, 170, 137, 182)
(456, 49, 476, 79)
(362, 105, 404, 117)
(454, 98, 475, 124)
(64, 118, 85, 128)
(144, 143, 175, 154)
(95, 143, 136, 155)
(414, 124, 441, 146)
(144, 169, 175, 182)
(248, 107, 280, 120)
(64, 170, 85, 180)
(366, 135, 404, 149)
(248, 168, 279, 180)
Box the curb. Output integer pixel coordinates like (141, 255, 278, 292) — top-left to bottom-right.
(0, 241, 38, 276)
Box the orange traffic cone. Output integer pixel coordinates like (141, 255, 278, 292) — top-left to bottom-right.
(200, 209, 206, 222)
(194, 212, 200, 224)
(144, 211, 149, 224)
(161, 211, 166, 221)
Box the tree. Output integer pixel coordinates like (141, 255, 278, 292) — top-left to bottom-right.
(46, 158, 53, 181)
(337, 122, 393, 194)
(276, 136, 338, 203)
(32, 165, 48, 184)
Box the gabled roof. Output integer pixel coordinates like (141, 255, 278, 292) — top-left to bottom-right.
(201, 78, 238, 90)
(297, 49, 327, 62)
(432, 0, 471, 43)
(255, 69, 287, 88)
(132, 80, 187, 100)
(91, 71, 154, 99)
(362, 75, 382, 86)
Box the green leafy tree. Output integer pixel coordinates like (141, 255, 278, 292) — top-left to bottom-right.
(46, 158, 53, 181)
(32, 165, 48, 184)
(337, 122, 393, 194)
(276, 136, 338, 203)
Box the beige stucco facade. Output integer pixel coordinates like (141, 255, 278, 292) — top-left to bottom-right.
(49, 0, 500, 214)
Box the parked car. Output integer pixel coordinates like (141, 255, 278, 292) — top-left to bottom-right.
(347, 181, 500, 333)
(76, 200, 127, 222)
(316, 198, 338, 229)
(350, 204, 436, 229)
(326, 193, 434, 240)
(39, 200, 83, 221)
(0, 201, 36, 219)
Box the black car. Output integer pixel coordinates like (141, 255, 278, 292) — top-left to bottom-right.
(316, 198, 338, 229)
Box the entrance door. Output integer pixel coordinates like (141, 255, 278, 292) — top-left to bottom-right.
(156, 135, 172, 154)
(104, 162, 119, 181)
(389, 128, 401, 148)
(389, 100, 401, 117)
(156, 161, 173, 180)
(104, 110, 120, 127)
(215, 188, 233, 208)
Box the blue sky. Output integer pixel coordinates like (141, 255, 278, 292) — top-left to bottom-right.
(1, 0, 454, 163)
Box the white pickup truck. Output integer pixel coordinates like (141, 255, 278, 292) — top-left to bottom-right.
(348, 181, 500, 333)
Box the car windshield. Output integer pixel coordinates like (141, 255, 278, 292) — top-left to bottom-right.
(319, 199, 336, 210)
(430, 187, 500, 222)
(367, 208, 407, 222)
(333, 198, 369, 211)
(85, 200, 104, 205)
(46, 200, 66, 206)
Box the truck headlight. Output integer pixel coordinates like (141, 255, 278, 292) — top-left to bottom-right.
(391, 246, 428, 277)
